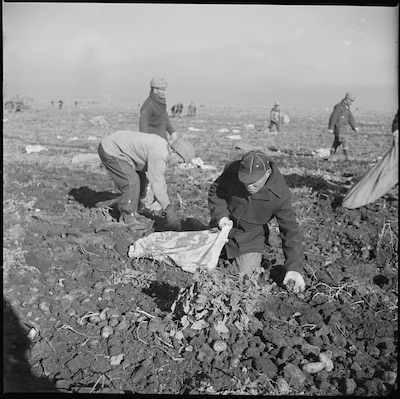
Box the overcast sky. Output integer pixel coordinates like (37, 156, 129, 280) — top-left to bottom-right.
(3, 3, 399, 111)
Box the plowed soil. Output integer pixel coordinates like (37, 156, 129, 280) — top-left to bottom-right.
(3, 104, 397, 395)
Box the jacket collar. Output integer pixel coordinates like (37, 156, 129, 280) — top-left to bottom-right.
(247, 163, 284, 200)
(150, 90, 166, 105)
(341, 99, 350, 109)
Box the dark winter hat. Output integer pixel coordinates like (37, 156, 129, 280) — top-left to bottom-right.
(170, 139, 195, 163)
(238, 150, 271, 184)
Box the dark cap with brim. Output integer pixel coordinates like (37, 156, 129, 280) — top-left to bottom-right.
(238, 150, 271, 184)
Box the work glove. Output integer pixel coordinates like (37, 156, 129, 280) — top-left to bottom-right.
(163, 204, 182, 231)
(218, 217, 233, 229)
(327, 129, 334, 134)
(354, 127, 359, 133)
(283, 271, 306, 294)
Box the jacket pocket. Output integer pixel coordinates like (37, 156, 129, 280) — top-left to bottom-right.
(234, 226, 265, 252)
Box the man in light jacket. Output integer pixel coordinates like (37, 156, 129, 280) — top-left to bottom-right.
(97, 131, 195, 229)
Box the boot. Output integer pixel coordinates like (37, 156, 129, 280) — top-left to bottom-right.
(343, 149, 351, 162)
(119, 212, 147, 229)
(328, 148, 336, 161)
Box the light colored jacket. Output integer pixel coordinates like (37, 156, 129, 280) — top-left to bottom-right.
(100, 130, 171, 209)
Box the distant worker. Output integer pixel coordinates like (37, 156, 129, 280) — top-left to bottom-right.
(327, 92, 358, 161)
(177, 102, 184, 117)
(58, 100, 63, 110)
(139, 77, 178, 144)
(51, 101, 54, 107)
(268, 101, 282, 132)
(188, 101, 197, 117)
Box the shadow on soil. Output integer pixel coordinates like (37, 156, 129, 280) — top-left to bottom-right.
(285, 173, 346, 195)
(3, 297, 59, 393)
(142, 281, 180, 312)
(68, 186, 120, 208)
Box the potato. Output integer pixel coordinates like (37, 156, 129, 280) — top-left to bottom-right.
(213, 340, 228, 352)
(302, 361, 325, 374)
(101, 325, 114, 339)
(319, 352, 334, 372)
(89, 314, 101, 324)
(276, 377, 290, 394)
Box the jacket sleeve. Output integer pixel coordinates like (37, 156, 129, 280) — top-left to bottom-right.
(165, 112, 175, 135)
(328, 104, 340, 130)
(139, 106, 151, 133)
(208, 170, 230, 225)
(274, 192, 304, 274)
(146, 154, 171, 209)
(349, 111, 357, 131)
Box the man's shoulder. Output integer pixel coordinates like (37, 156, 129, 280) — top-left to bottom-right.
(224, 159, 241, 173)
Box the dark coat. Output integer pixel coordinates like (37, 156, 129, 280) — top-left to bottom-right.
(139, 91, 175, 140)
(328, 100, 357, 135)
(208, 160, 303, 273)
(392, 111, 398, 133)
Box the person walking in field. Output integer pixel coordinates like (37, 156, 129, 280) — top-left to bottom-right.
(139, 77, 178, 144)
(208, 150, 306, 294)
(97, 130, 195, 229)
(188, 101, 197, 117)
(327, 92, 359, 161)
(268, 101, 282, 132)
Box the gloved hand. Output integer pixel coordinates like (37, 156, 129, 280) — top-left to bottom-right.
(327, 129, 334, 134)
(354, 127, 359, 133)
(163, 204, 182, 231)
(218, 217, 233, 229)
(283, 271, 306, 294)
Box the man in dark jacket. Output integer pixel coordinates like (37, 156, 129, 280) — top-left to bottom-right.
(139, 77, 178, 143)
(268, 101, 282, 132)
(208, 150, 305, 293)
(328, 92, 359, 161)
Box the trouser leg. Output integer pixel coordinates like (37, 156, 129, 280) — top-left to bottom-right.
(342, 137, 350, 160)
(98, 145, 140, 214)
(234, 252, 263, 276)
(137, 171, 148, 199)
(331, 134, 341, 155)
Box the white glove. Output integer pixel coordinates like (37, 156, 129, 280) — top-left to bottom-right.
(218, 217, 233, 229)
(327, 129, 334, 134)
(354, 127, 359, 133)
(283, 271, 305, 294)
(167, 132, 179, 144)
